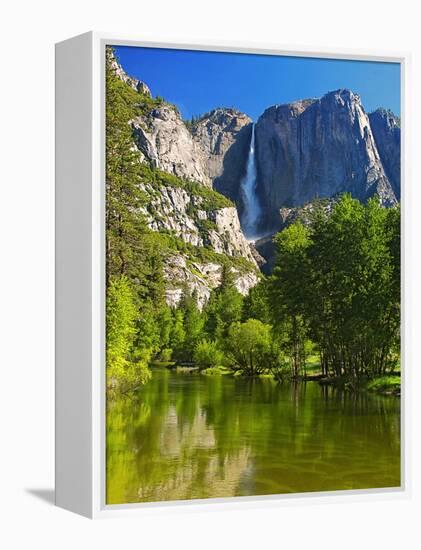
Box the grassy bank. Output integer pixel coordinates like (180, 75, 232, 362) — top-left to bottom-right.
(366, 375, 401, 396)
(153, 361, 401, 396)
(316, 373, 401, 396)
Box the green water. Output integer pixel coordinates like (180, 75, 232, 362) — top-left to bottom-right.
(106, 367, 400, 504)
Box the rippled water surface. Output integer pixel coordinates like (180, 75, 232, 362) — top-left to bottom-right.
(106, 368, 400, 504)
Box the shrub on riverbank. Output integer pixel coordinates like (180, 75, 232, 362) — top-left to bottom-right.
(366, 375, 401, 395)
(201, 366, 230, 376)
(106, 276, 151, 392)
(225, 319, 282, 376)
(193, 340, 224, 371)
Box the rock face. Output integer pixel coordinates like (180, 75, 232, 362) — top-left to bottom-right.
(138, 179, 259, 308)
(369, 108, 401, 200)
(191, 109, 252, 202)
(254, 234, 276, 275)
(132, 106, 212, 186)
(140, 182, 257, 265)
(131, 107, 252, 190)
(164, 255, 259, 310)
(164, 255, 214, 310)
(207, 207, 256, 263)
(255, 90, 398, 231)
(141, 184, 203, 247)
(192, 109, 252, 177)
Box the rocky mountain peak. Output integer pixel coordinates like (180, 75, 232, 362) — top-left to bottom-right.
(108, 48, 152, 97)
(254, 88, 397, 232)
(323, 88, 360, 105)
(319, 89, 368, 128)
(193, 108, 252, 132)
(261, 98, 316, 122)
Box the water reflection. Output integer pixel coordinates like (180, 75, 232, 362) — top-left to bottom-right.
(106, 368, 400, 504)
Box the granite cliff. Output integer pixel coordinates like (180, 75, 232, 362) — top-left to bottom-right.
(132, 104, 252, 192)
(191, 109, 253, 207)
(132, 105, 212, 186)
(369, 108, 401, 200)
(254, 90, 399, 232)
(136, 171, 259, 309)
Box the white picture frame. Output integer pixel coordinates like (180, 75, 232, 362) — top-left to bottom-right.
(55, 31, 411, 518)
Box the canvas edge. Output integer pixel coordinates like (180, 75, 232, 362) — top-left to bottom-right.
(55, 31, 95, 519)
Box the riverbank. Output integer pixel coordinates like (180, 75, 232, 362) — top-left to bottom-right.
(315, 373, 401, 396)
(366, 375, 401, 396)
(154, 362, 401, 396)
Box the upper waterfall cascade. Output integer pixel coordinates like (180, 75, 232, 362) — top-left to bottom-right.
(240, 124, 262, 240)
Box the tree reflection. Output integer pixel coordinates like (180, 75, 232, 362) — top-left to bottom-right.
(106, 368, 400, 504)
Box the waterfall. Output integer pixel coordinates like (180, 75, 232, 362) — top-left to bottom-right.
(240, 124, 262, 240)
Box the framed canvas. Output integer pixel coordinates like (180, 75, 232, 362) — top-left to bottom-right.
(55, 32, 410, 518)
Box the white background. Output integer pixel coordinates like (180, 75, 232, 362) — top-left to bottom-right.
(1, 0, 420, 548)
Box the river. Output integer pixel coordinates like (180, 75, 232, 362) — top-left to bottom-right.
(106, 367, 400, 504)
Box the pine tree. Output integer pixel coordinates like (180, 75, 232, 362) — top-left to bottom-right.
(105, 47, 150, 291)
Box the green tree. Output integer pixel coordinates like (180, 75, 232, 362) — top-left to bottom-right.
(242, 278, 271, 323)
(178, 291, 205, 361)
(307, 195, 399, 377)
(193, 340, 224, 371)
(106, 276, 151, 391)
(105, 48, 172, 389)
(270, 222, 311, 377)
(225, 319, 280, 376)
(217, 267, 243, 331)
(133, 301, 161, 363)
(105, 48, 148, 287)
(204, 266, 243, 342)
(170, 308, 186, 360)
(106, 48, 167, 306)
(203, 290, 220, 340)
(157, 304, 174, 352)
(270, 194, 400, 379)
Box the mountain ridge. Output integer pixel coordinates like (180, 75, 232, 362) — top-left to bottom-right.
(254, 88, 398, 232)
(110, 49, 400, 282)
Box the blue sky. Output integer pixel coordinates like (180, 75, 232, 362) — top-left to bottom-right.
(114, 45, 401, 122)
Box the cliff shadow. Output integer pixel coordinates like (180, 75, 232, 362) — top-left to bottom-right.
(213, 123, 253, 219)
